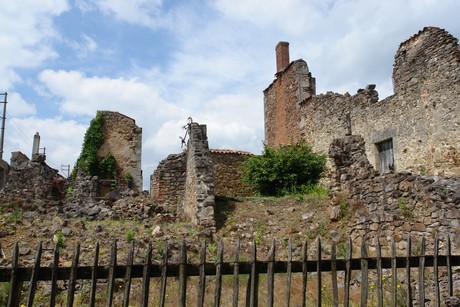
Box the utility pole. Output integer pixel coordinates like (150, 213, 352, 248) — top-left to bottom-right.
(0, 92, 7, 161)
(61, 164, 70, 178)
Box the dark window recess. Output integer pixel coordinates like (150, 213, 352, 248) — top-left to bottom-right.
(377, 139, 394, 174)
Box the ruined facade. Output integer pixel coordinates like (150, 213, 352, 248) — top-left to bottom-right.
(329, 134, 460, 249)
(210, 149, 254, 198)
(264, 27, 460, 176)
(97, 111, 143, 191)
(0, 151, 66, 211)
(181, 123, 216, 227)
(150, 152, 187, 211)
(150, 122, 254, 226)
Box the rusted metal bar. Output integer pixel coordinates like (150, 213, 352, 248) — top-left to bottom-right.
(214, 239, 224, 307)
(286, 239, 292, 307)
(267, 239, 275, 307)
(122, 241, 135, 307)
(140, 242, 152, 307)
(178, 240, 187, 307)
(301, 238, 308, 307)
(360, 238, 368, 307)
(26, 241, 42, 307)
(66, 243, 80, 307)
(89, 242, 99, 307)
(106, 241, 117, 307)
(331, 242, 338, 307)
(197, 240, 206, 307)
(232, 239, 240, 307)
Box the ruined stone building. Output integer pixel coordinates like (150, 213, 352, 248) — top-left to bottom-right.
(0, 135, 66, 210)
(264, 27, 460, 177)
(150, 122, 253, 227)
(96, 111, 143, 191)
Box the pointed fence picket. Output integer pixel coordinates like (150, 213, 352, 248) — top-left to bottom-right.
(0, 235, 459, 307)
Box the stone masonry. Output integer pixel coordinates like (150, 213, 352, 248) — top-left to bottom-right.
(150, 152, 187, 213)
(97, 111, 143, 191)
(264, 27, 460, 177)
(210, 149, 254, 198)
(0, 151, 66, 212)
(329, 135, 460, 252)
(181, 123, 216, 227)
(150, 123, 254, 225)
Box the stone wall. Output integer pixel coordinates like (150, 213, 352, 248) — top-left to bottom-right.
(97, 111, 143, 191)
(0, 160, 9, 189)
(329, 135, 460, 252)
(0, 151, 66, 211)
(150, 152, 186, 212)
(150, 124, 256, 225)
(210, 149, 254, 198)
(181, 123, 216, 227)
(264, 60, 316, 148)
(264, 27, 460, 177)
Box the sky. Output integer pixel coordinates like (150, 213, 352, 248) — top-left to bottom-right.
(1, 0, 459, 190)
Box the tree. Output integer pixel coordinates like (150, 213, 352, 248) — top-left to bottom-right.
(243, 141, 326, 196)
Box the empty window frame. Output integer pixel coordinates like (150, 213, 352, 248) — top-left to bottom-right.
(376, 139, 394, 174)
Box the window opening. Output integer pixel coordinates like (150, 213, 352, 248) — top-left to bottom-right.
(377, 139, 394, 174)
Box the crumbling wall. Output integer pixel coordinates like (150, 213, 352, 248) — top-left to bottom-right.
(0, 160, 9, 189)
(264, 60, 316, 148)
(181, 123, 216, 227)
(264, 27, 460, 176)
(329, 135, 460, 251)
(150, 127, 256, 214)
(150, 152, 186, 212)
(98, 111, 143, 191)
(210, 150, 254, 198)
(0, 151, 66, 211)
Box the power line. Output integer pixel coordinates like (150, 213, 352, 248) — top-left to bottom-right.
(9, 123, 32, 146)
(0, 92, 7, 160)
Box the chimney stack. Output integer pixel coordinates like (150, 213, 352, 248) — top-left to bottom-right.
(276, 41, 290, 73)
(32, 132, 40, 158)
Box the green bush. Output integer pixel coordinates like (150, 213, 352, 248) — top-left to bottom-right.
(243, 141, 326, 196)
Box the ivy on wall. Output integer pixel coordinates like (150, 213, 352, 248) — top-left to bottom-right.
(72, 112, 117, 178)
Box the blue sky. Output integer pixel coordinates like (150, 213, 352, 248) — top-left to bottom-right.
(1, 0, 460, 189)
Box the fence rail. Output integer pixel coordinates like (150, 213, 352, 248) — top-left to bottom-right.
(0, 235, 459, 307)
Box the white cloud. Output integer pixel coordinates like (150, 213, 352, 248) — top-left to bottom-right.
(213, 0, 326, 35)
(76, 0, 171, 29)
(5, 116, 86, 175)
(69, 34, 98, 58)
(0, 0, 68, 88)
(37, 69, 189, 186)
(5, 92, 37, 117)
(37, 69, 184, 120)
(192, 93, 264, 153)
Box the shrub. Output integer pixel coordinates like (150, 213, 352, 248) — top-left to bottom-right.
(243, 141, 326, 196)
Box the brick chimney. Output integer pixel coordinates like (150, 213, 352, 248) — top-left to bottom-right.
(276, 41, 290, 73)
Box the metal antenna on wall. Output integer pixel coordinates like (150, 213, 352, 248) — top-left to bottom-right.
(179, 117, 193, 148)
(0, 92, 7, 161)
